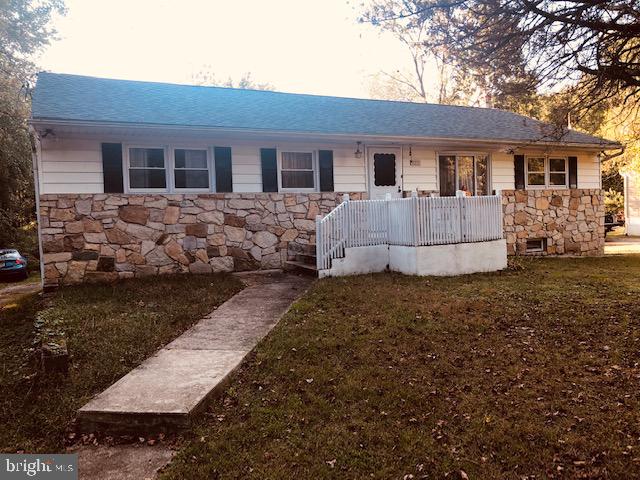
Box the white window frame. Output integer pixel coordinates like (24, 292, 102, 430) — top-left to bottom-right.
(525, 155, 568, 189)
(125, 145, 169, 193)
(172, 146, 212, 192)
(277, 150, 318, 193)
(435, 151, 492, 196)
(548, 156, 568, 188)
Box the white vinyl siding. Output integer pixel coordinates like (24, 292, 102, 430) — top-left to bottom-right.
(232, 146, 262, 192)
(402, 147, 437, 192)
(37, 135, 603, 195)
(490, 152, 516, 191)
(577, 154, 601, 189)
(40, 138, 103, 194)
(333, 147, 366, 192)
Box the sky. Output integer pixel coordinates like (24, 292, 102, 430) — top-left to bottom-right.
(37, 0, 413, 99)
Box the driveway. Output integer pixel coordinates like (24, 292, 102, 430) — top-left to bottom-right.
(605, 230, 640, 255)
(0, 279, 41, 309)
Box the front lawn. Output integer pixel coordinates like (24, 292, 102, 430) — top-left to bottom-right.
(0, 273, 243, 453)
(163, 256, 640, 479)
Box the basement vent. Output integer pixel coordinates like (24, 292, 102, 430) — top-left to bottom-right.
(526, 238, 546, 253)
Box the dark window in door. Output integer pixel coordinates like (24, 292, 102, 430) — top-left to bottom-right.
(373, 153, 396, 186)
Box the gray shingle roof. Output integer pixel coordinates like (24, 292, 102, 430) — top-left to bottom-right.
(31, 72, 618, 147)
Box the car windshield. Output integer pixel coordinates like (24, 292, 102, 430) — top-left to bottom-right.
(0, 249, 19, 258)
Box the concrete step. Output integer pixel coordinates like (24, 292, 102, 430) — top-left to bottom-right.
(295, 253, 317, 265)
(77, 274, 313, 434)
(285, 260, 318, 276)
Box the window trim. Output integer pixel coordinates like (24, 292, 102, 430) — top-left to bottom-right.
(125, 145, 169, 193)
(436, 151, 492, 196)
(525, 155, 568, 189)
(172, 147, 212, 192)
(277, 149, 318, 193)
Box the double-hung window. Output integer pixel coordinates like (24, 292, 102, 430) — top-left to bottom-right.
(438, 154, 489, 196)
(548, 158, 567, 186)
(174, 149, 209, 190)
(280, 151, 315, 190)
(128, 147, 166, 190)
(526, 156, 567, 188)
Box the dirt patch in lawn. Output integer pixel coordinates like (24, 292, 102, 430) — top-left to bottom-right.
(0, 273, 243, 453)
(162, 256, 640, 479)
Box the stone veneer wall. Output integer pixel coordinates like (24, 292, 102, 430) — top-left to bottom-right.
(502, 189, 604, 256)
(40, 192, 364, 286)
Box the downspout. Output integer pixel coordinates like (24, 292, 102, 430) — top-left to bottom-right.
(29, 126, 45, 289)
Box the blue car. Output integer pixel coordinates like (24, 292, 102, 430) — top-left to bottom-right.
(0, 249, 28, 280)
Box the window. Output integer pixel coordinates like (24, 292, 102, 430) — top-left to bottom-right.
(526, 157, 546, 186)
(373, 153, 396, 186)
(526, 156, 567, 188)
(281, 151, 315, 189)
(438, 154, 489, 196)
(526, 238, 546, 253)
(549, 158, 567, 186)
(129, 147, 166, 189)
(174, 149, 209, 189)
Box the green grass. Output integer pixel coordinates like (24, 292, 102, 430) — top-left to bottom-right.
(0, 273, 243, 453)
(162, 257, 640, 480)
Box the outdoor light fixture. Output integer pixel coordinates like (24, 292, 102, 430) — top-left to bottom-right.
(354, 141, 363, 159)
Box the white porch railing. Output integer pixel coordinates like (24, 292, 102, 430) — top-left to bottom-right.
(316, 194, 503, 271)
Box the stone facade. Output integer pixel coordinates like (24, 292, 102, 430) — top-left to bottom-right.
(39, 192, 363, 287)
(502, 189, 604, 256)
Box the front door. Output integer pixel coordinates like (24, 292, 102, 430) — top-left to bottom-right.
(368, 147, 401, 199)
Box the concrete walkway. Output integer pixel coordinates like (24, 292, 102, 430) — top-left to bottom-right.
(76, 445, 175, 480)
(78, 272, 312, 432)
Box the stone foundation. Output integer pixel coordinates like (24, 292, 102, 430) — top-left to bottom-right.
(39, 192, 363, 286)
(502, 189, 604, 256)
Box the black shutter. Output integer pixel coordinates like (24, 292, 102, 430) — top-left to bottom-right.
(260, 148, 278, 192)
(568, 156, 578, 188)
(319, 150, 334, 192)
(214, 147, 233, 192)
(514, 154, 525, 190)
(101, 143, 124, 193)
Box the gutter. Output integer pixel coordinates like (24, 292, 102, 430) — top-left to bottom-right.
(29, 126, 45, 290)
(29, 118, 622, 151)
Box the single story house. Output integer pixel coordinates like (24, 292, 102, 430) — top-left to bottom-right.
(30, 73, 620, 286)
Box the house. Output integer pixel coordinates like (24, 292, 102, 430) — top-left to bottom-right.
(624, 172, 640, 236)
(30, 73, 620, 286)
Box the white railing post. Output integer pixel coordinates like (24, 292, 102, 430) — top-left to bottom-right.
(342, 193, 350, 249)
(411, 191, 418, 246)
(316, 214, 323, 270)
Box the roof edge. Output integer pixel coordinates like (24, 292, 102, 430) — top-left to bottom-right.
(29, 118, 623, 150)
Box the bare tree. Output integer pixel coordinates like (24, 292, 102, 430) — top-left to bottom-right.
(365, 0, 640, 116)
(191, 68, 274, 91)
(363, 0, 526, 106)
